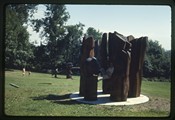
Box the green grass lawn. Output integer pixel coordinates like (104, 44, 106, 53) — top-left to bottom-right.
(4, 70, 171, 117)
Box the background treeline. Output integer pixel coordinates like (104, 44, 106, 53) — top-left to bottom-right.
(5, 4, 171, 81)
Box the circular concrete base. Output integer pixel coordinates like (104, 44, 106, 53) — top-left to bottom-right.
(70, 90, 149, 105)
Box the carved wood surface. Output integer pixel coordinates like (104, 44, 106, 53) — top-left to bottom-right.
(79, 36, 86, 96)
(79, 31, 148, 102)
(109, 32, 131, 101)
(79, 36, 93, 96)
(100, 33, 111, 93)
(128, 37, 148, 97)
(84, 57, 99, 101)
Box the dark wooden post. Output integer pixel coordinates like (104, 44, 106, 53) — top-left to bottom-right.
(79, 36, 100, 100)
(128, 37, 148, 97)
(109, 32, 131, 102)
(84, 57, 99, 101)
(82, 37, 100, 101)
(100, 33, 111, 94)
(79, 36, 88, 96)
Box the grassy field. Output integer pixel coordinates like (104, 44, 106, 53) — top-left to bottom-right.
(4, 70, 171, 117)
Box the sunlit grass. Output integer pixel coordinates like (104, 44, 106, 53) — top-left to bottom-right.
(4, 70, 171, 117)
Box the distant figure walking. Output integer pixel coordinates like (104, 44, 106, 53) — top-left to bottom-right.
(22, 68, 25, 76)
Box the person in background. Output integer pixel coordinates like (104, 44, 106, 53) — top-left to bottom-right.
(22, 67, 25, 76)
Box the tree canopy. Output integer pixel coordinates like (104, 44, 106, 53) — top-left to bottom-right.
(5, 4, 37, 69)
(86, 27, 102, 41)
(143, 40, 171, 79)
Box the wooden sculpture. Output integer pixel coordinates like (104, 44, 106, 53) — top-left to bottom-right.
(79, 36, 88, 96)
(79, 37, 100, 100)
(109, 32, 131, 101)
(79, 31, 148, 102)
(100, 33, 111, 94)
(128, 37, 148, 97)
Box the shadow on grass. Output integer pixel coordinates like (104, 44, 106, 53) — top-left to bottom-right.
(31, 94, 82, 105)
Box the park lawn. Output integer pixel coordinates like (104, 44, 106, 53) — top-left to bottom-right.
(4, 70, 171, 117)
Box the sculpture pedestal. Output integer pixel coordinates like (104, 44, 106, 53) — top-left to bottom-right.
(70, 90, 149, 105)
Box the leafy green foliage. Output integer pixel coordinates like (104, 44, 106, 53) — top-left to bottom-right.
(30, 5, 85, 70)
(143, 40, 171, 79)
(5, 4, 36, 69)
(86, 27, 102, 41)
(31, 5, 69, 69)
(63, 23, 84, 65)
(7, 4, 37, 23)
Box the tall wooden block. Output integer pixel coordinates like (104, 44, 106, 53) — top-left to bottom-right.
(84, 57, 99, 101)
(128, 37, 148, 97)
(109, 32, 131, 102)
(100, 33, 111, 94)
(79, 36, 91, 96)
(79, 37, 99, 101)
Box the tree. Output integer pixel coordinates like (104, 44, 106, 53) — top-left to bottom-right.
(31, 44, 50, 71)
(63, 23, 84, 65)
(5, 4, 37, 69)
(7, 4, 37, 23)
(161, 50, 171, 79)
(31, 4, 70, 69)
(86, 27, 102, 41)
(143, 40, 171, 79)
(147, 40, 164, 78)
(143, 54, 153, 77)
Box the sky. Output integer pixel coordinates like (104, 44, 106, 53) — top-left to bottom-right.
(27, 4, 171, 50)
